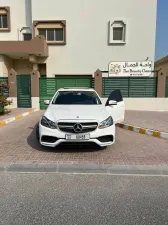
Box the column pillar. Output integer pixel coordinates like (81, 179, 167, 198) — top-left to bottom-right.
(157, 70, 166, 97)
(94, 69, 102, 96)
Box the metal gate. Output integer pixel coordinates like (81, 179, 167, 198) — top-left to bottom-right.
(102, 77, 157, 98)
(17, 75, 31, 108)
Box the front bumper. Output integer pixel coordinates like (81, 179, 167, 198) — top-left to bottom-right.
(39, 123, 115, 148)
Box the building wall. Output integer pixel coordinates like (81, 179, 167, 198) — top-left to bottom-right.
(1, 57, 33, 77)
(0, 55, 13, 77)
(31, 0, 157, 76)
(0, 0, 157, 76)
(0, 0, 31, 41)
(2, 56, 13, 77)
(155, 63, 168, 77)
(13, 59, 33, 74)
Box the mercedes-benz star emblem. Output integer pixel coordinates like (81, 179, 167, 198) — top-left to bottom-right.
(73, 123, 83, 133)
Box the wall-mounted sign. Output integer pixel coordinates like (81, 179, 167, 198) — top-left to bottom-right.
(108, 61, 153, 77)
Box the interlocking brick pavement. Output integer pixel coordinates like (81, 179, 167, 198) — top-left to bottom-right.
(124, 110, 168, 132)
(0, 110, 168, 165)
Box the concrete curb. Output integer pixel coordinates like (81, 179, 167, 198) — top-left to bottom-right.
(117, 123, 168, 139)
(0, 109, 39, 127)
(1, 163, 168, 175)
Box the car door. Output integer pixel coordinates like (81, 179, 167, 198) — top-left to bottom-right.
(105, 90, 125, 124)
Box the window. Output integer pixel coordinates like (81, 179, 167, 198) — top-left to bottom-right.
(33, 20, 66, 45)
(113, 27, 123, 41)
(38, 29, 46, 39)
(47, 29, 54, 41)
(0, 7, 10, 31)
(52, 91, 102, 105)
(0, 14, 7, 28)
(38, 28, 64, 42)
(109, 20, 126, 44)
(23, 33, 32, 41)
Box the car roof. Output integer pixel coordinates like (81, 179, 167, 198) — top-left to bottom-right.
(57, 87, 95, 92)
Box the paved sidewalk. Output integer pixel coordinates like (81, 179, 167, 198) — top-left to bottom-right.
(124, 110, 168, 132)
(0, 108, 33, 121)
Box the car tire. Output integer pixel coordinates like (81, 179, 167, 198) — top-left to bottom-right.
(36, 124, 40, 143)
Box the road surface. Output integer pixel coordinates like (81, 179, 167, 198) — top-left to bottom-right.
(0, 173, 168, 225)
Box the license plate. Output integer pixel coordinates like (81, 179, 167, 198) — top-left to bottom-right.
(65, 134, 90, 140)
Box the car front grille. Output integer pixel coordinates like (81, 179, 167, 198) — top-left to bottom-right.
(57, 122, 98, 133)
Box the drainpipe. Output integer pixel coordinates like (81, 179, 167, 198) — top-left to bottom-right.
(25, 0, 32, 29)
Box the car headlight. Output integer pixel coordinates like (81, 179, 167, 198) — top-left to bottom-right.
(41, 116, 57, 129)
(98, 116, 113, 129)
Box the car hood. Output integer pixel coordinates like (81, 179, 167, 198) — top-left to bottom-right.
(44, 104, 110, 122)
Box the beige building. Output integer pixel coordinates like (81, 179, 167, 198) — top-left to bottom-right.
(155, 55, 168, 76)
(155, 56, 168, 98)
(0, 0, 157, 109)
(0, 0, 157, 78)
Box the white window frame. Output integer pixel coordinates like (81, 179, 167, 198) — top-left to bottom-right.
(109, 19, 127, 44)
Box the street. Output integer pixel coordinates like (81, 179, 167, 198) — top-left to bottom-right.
(0, 173, 168, 225)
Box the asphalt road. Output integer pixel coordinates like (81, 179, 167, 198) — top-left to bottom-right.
(0, 173, 168, 225)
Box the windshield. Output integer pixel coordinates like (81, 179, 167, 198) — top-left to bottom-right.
(52, 91, 102, 105)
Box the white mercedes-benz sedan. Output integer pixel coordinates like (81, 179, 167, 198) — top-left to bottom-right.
(36, 88, 125, 148)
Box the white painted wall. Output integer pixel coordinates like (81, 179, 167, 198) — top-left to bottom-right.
(6, 97, 17, 109)
(6, 97, 40, 109)
(0, 0, 32, 41)
(31, 0, 157, 76)
(31, 97, 40, 109)
(101, 98, 168, 112)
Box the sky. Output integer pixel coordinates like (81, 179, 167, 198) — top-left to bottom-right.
(155, 0, 168, 61)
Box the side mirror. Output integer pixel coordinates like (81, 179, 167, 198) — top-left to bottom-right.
(108, 100, 117, 105)
(44, 100, 50, 105)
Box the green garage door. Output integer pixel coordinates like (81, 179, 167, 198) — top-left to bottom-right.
(17, 75, 31, 108)
(39, 76, 92, 109)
